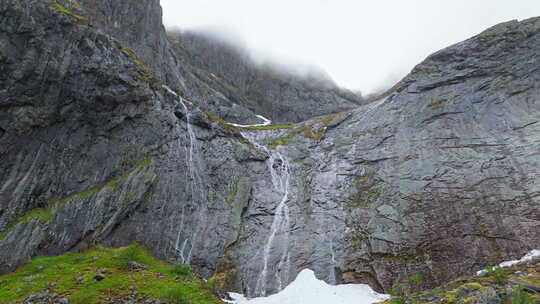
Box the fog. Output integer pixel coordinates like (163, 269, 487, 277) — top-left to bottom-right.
(160, 0, 540, 94)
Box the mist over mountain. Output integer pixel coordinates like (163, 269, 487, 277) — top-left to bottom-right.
(0, 0, 539, 303)
(168, 28, 364, 123)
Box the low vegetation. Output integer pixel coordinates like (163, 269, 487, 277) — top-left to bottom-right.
(0, 244, 222, 304)
(50, 3, 85, 21)
(381, 258, 540, 304)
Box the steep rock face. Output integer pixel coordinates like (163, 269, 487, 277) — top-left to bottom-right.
(1, 0, 539, 300)
(253, 17, 540, 292)
(170, 31, 363, 123)
(0, 0, 170, 271)
(77, 0, 263, 125)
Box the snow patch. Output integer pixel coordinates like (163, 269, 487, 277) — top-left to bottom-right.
(229, 115, 272, 128)
(476, 249, 540, 276)
(228, 269, 389, 304)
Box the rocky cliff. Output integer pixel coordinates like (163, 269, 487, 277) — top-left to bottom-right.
(169, 30, 363, 123)
(0, 0, 539, 300)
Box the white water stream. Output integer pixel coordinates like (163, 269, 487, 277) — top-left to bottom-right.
(240, 129, 292, 296)
(161, 87, 392, 303)
(163, 85, 205, 264)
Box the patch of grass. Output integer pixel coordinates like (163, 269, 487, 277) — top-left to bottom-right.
(426, 98, 449, 108)
(408, 273, 424, 287)
(1, 157, 153, 241)
(322, 111, 349, 126)
(413, 68, 436, 76)
(118, 47, 160, 88)
(116, 245, 143, 270)
(53, 157, 152, 206)
(226, 175, 242, 204)
(201, 110, 240, 133)
(297, 123, 324, 139)
(268, 132, 299, 148)
(170, 264, 194, 280)
(161, 288, 191, 304)
(50, 3, 85, 21)
(239, 124, 293, 130)
(390, 296, 406, 304)
(484, 265, 508, 283)
(0, 208, 52, 240)
(347, 187, 381, 208)
(0, 245, 220, 304)
(511, 285, 535, 304)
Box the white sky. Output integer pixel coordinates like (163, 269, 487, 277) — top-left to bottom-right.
(160, 1, 540, 94)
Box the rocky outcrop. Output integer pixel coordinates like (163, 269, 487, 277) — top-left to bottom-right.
(169, 30, 363, 123)
(0, 0, 539, 300)
(255, 17, 540, 292)
(381, 253, 540, 304)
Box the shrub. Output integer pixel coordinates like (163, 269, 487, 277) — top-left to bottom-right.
(161, 288, 190, 304)
(390, 283, 407, 304)
(511, 285, 535, 304)
(116, 245, 143, 270)
(170, 264, 193, 279)
(408, 273, 424, 287)
(390, 296, 406, 304)
(484, 265, 508, 283)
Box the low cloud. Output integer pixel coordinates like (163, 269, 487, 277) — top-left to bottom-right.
(161, 0, 540, 94)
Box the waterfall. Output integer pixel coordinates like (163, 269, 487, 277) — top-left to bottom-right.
(163, 85, 204, 264)
(241, 131, 292, 297)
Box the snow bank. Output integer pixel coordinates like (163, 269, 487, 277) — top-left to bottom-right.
(477, 249, 540, 276)
(228, 269, 389, 304)
(229, 115, 272, 128)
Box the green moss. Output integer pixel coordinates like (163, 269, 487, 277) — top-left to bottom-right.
(427, 99, 449, 108)
(351, 235, 365, 252)
(298, 123, 325, 139)
(50, 3, 85, 21)
(322, 111, 349, 127)
(0, 208, 52, 240)
(413, 68, 436, 76)
(0, 245, 221, 304)
(353, 172, 375, 186)
(118, 47, 160, 88)
(348, 186, 381, 208)
(201, 110, 240, 133)
(169, 264, 195, 280)
(226, 175, 242, 204)
(408, 273, 424, 286)
(0, 157, 153, 241)
(484, 265, 508, 283)
(510, 285, 535, 304)
(239, 124, 293, 130)
(268, 132, 299, 148)
(57, 157, 152, 204)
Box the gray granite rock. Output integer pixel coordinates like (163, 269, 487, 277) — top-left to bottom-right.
(0, 0, 539, 299)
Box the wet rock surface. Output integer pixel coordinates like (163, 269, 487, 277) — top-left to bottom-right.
(0, 0, 539, 299)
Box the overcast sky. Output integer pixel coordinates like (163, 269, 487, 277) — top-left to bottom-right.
(160, 1, 540, 94)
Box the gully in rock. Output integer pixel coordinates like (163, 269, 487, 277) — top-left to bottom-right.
(163, 85, 205, 264)
(241, 131, 292, 297)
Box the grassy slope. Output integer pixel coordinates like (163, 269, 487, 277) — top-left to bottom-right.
(0, 245, 223, 304)
(380, 260, 540, 304)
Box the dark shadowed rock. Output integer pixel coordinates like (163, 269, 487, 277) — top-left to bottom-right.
(0, 0, 539, 299)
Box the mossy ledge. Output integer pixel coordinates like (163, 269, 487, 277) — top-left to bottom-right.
(0, 244, 222, 304)
(49, 2, 85, 21)
(381, 258, 540, 304)
(0, 157, 153, 241)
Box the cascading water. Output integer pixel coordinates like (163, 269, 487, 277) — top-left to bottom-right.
(241, 131, 292, 297)
(163, 85, 205, 264)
